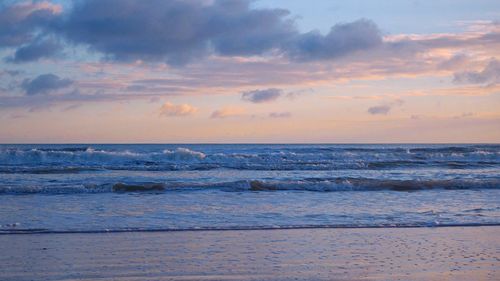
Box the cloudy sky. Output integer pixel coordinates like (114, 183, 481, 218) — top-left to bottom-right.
(0, 0, 499, 143)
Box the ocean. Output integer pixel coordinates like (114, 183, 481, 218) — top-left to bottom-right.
(0, 144, 499, 234)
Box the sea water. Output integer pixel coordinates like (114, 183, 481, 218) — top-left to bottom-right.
(0, 144, 499, 233)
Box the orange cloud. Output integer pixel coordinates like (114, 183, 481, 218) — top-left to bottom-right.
(210, 107, 246, 119)
(159, 102, 198, 117)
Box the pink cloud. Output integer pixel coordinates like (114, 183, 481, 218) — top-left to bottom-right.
(210, 107, 246, 119)
(159, 102, 198, 117)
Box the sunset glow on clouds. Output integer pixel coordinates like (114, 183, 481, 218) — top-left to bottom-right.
(160, 102, 198, 117)
(0, 0, 499, 143)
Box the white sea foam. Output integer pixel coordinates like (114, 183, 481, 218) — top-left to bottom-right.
(162, 147, 206, 161)
(1, 145, 498, 172)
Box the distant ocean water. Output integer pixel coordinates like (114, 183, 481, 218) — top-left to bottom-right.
(0, 144, 499, 233)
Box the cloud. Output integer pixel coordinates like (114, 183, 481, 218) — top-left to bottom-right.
(368, 99, 404, 115)
(453, 112, 475, 119)
(159, 102, 198, 117)
(0, 1, 61, 47)
(9, 113, 27, 119)
(40, 0, 381, 65)
(269, 112, 291, 118)
(0, 2, 498, 112)
(207, 2, 295, 57)
(0, 69, 22, 77)
(242, 88, 282, 103)
(7, 37, 62, 63)
(61, 103, 82, 112)
(367, 104, 391, 115)
(0, 0, 491, 74)
(51, 0, 296, 65)
(285, 88, 314, 100)
(453, 59, 500, 85)
(438, 54, 469, 70)
(210, 106, 245, 118)
(21, 73, 73, 95)
(285, 19, 383, 61)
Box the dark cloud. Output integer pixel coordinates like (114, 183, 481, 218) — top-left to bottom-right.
(368, 99, 404, 115)
(285, 19, 383, 61)
(21, 73, 73, 95)
(269, 112, 291, 118)
(208, 2, 295, 57)
(242, 88, 282, 103)
(367, 104, 391, 115)
(5, 70, 22, 76)
(45, 0, 381, 65)
(125, 83, 188, 94)
(0, 1, 390, 67)
(50, 0, 296, 65)
(453, 59, 500, 85)
(0, 69, 22, 77)
(7, 38, 61, 63)
(0, 1, 60, 47)
(53, 0, 209, 65)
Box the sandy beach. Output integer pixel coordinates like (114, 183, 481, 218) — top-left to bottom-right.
(1, 226, 499, 281)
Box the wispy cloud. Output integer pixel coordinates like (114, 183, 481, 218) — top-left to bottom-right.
(61, 103, 82, 112)
(367, 99, 404, 115)
(242, 88, 282, 103)
(269, 112, 291, 118)
(367, 105, 391, 115)
(210, 107, 246, 119)
(452, 112, 475, 119)
(454, 59, 500, 85)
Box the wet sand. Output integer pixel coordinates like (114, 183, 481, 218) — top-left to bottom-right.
(1, 226, 499, 281)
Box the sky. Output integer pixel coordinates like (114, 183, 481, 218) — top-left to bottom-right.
(0, 0, 499, 143)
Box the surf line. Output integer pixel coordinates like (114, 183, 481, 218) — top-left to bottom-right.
(2, 222, 500, 235)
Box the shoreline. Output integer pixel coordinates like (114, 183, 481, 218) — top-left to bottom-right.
(1, 226, 499, 281)
(2, 222, 500, 235)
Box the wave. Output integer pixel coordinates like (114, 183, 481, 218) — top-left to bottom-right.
(0, 167, 103, 174)
(1, 161, 498, 174)
(2, 222, 500, 235)
(246, 178, 500, 192)
(35, 147, 91, 152)
(0, 145, 498, 173)
(1, 177, 498, 194)
(162, 147, 206, 160)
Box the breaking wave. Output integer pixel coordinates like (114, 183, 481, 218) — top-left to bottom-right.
(1, 145, 498, 173)
(0, 177, 498, 194)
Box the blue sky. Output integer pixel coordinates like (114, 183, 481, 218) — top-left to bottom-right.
(255, 0, 500, 34)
